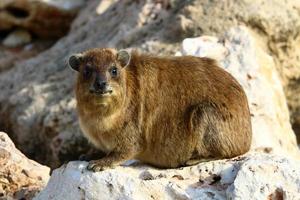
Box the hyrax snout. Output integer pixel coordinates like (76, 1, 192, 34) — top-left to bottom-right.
(68, 48, 252, 172)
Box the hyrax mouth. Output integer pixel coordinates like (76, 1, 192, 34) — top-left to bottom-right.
(91, 90, 113, 97)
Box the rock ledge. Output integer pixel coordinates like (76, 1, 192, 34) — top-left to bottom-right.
(0, 132, 50, 199)
(35, 152, 300, 200)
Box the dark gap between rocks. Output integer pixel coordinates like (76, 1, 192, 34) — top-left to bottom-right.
(0, 30, 10, 40)
(6, 6, 30, 19)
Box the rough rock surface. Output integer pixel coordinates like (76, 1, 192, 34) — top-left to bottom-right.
(0, 0, 85, 38)
(0, 132, 50, 199)
(0, 0, 300, 168)
(34, 152, 300, 200)
(0, 0, 85, 73)
(0, 39, 55, 73)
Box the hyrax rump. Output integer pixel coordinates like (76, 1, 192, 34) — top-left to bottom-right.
(68, 48, 252, 172)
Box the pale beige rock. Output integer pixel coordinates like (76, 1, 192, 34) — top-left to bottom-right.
(227, 154, 300, 200)
(34, 152, 300, 200)
(179, 36, 228, 61)
(0, 132, 50, 199)
(2, 29, 32, 47)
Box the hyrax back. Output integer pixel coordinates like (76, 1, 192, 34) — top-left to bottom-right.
(68, 48, 252, 171)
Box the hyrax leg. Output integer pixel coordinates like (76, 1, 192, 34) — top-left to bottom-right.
(87, 125, 141, 172)
(87, 146, 135, 172)
(190, 102, 250, 160)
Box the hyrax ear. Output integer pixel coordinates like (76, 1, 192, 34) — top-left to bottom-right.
(68, 53, 83, 72)
(117, 49, 131, 68)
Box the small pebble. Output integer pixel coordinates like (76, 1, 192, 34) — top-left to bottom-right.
(2, 29, 32, 48)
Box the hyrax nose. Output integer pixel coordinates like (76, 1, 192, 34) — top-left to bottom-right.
(95, 81, 107, 90)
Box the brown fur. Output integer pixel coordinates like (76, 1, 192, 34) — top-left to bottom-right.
(71, 48, 252, 171)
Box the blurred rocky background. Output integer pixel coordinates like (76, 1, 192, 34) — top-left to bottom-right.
(0, 0, 300, 199)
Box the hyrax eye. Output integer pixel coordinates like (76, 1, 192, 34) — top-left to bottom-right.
(83, 66, 93, 79)
(110, 66, 118, 78)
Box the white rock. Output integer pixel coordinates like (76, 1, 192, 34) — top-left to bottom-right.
(181, 26, 300, 159)
(181, 36, 228, 61)
(41, 0, 85, 10)
(2, 29, 32, 48)
(96, 0, 118, 15)
(227, 154, 300, 200)
(34, 153, 300, 200)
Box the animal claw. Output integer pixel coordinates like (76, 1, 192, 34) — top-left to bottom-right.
(87, 161, 114, 172)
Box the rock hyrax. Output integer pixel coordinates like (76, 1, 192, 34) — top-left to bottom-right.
(68, 48, 252, 172)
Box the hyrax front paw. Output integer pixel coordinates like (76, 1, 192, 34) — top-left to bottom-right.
(87, 160, 114, 172)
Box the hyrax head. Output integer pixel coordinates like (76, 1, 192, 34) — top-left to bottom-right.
(68, 48, 130, 105)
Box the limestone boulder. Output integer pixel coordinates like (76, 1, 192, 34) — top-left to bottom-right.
(34, 152, 300, 200)
(0, 132, 50, 199)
